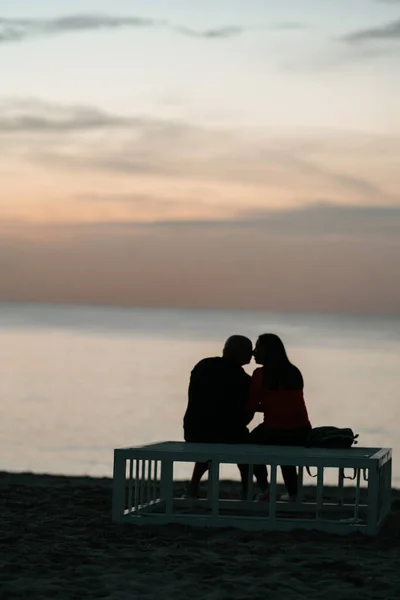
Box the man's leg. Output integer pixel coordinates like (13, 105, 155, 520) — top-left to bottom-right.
(229, 430, 251, 499)
(184, 431, 210, 497)
(187, 430, 252, 498)
(249, 425, 269, 492)
(253, 465, 269, 492)
(187, 462, 209, 497)
(237, 463, 249, 499)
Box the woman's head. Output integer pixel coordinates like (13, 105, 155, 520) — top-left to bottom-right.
(253, 333, 289, 367)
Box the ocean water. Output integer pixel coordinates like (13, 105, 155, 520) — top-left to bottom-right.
(1, 303, 399, 485)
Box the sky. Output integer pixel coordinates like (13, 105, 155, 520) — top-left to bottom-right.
(0, 0, 399, 315)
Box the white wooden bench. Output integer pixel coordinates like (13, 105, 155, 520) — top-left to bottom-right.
(112, 441, 392, 535)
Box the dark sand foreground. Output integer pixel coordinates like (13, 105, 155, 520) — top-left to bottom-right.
(1, 472, 400, 600)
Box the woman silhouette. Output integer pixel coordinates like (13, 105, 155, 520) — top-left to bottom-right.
(248, 333, 312, 501)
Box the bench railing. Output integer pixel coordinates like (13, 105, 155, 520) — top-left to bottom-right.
(112, 443, 392, 535)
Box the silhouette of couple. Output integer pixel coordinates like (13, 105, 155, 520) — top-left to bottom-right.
(183, 334, 311, 501)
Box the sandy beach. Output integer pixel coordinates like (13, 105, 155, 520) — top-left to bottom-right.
(1, 472, 400, 600)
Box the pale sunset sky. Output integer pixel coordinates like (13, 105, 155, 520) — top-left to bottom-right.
(1, 0, 399, 314)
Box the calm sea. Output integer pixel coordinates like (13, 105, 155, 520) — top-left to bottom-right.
(1, 303, 399, 485)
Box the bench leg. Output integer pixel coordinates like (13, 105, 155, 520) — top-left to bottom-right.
(385, 458, 392, 514)
(367, 464, 379, 535)
(112, 450, 126, 522)
(316, 467, 324, 520)
(208, 460, 220, 517)
(160, 460, 174, 517)
(269, 465, 277, 522)
(380, 457, 392, 522)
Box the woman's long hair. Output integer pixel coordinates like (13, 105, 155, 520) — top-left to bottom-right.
(257, 333, 289, 368)
(257, 333, 302, 390)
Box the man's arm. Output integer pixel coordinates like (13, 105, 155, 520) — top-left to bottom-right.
(241, 373, 255, 425)
(247, 368, 264, 413)
(243, 407, 255, 426)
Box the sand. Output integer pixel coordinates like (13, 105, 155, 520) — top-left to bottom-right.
(1, 472, 400, 600)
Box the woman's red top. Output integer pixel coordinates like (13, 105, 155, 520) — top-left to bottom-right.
(248, 367, 311, 430)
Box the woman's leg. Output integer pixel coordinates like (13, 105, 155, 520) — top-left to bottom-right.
(279, 427, 311, 498)
(280, 465, 298, 497)
(249, 426, 310, 498)
(186, 429, 251, 498)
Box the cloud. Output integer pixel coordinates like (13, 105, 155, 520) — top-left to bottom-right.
(236, 203, 400, 237)
(76, 203, 400, 239)
(174, 25, 243, 39)
(79, 192, 203, 212)
(1, 99, 398, 205)
(0, 14, 251, 45)
(176, 22, 306, 38)
(0, 99, 133, 133)
(0, 14, 163, 44)
(273, 22, 307, 30)
(343, 18, 400, 44)
(0, 13, 309, 45)
(284, 155, 389, 201)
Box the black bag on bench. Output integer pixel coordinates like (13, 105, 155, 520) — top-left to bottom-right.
(305, 426, 358, 449)
(304, 426, 359, 478)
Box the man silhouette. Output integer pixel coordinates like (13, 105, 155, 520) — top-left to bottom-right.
(183, 335, 254, 498)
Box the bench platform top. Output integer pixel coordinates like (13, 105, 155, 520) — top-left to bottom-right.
(114, 441, 391, 466)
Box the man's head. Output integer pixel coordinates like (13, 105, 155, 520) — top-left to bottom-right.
(222, 335, 253, 366)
